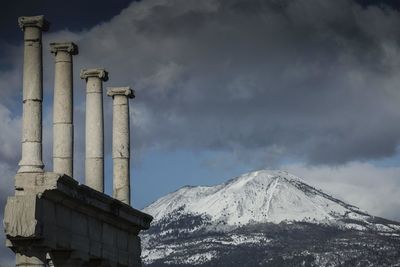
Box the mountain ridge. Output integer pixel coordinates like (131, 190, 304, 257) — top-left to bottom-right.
(141, 170, 400, 266)
(143, 170, 396, 230)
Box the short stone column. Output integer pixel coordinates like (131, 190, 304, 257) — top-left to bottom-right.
(50, 42, 78, 177)
(18, 15, 49, 173)
(107, 87, 134, 205)
(80, 69, 108, 192)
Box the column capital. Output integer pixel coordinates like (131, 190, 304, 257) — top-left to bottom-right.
(18, 15, 49, 31)
(107, 87, 135, 98)
(50, 42, 78, 55)
(80, 68, 108, 81)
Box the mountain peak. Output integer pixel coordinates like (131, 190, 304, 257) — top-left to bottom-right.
(142, 170, 400, 266)
(223, 170, 303, 189)
(147, 170, 335, 224)
(143, 170, 398, 231)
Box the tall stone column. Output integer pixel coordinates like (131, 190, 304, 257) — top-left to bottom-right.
(107, 87, 134, 205)
(50, 42, 78, 177)
(80, 69, 108, 192)
(18, 15, 49, 173)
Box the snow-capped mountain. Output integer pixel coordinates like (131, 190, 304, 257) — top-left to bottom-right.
(144, 170, 397, 230)
(141, 170, 400, 266)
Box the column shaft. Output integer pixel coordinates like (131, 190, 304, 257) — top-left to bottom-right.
(81, 69, 108, 192)
(86, 77, 104, 191)
(51, 43, 78, 177)
(108, 87, 134, 205)
(18, 17, 48, 173)
(113, 96, 130, 204)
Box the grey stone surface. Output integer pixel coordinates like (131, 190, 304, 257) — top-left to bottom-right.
(18, 15, 49, 173)
(51, 42, 78, 177)
(107, 87, 134, 205)
(6, 14, 152, 267)
(4, 173, 152, 266)
(80, 68, 108, 192)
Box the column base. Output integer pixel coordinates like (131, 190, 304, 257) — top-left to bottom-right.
(53, 157, 73, 177)
(18, 165, 44, 173)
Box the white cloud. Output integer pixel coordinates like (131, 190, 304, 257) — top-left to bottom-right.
(0, 104, 21, 164)
(284, 162, 400, 221)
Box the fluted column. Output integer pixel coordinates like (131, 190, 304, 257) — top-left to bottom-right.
(50, 42, 78, 177)
(107, 87, 134, 205)
(18, 15, 49, 173)
(80, 69, 108, 192)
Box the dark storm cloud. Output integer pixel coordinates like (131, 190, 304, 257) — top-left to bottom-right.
(74, 0, 400, 165)
(0, 0, 134, 45)
(358, 0, 400, 10)
(2, 0, 400, 167)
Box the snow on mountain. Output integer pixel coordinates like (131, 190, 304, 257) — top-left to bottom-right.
(141, 170, 400, 266)
(143, 170, 397, 230)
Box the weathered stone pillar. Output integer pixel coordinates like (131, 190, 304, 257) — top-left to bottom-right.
(50, 42, 78, 177)
(80, 69, 108, 192)
(107, 87, 134, 205)
(18, 15, 49, 173)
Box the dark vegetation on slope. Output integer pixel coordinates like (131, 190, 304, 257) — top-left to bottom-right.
(143, 219, 400, 267)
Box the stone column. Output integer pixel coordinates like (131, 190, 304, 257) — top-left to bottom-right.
(80, 69, 108, 192)
(50, 42, 78, 177)
(107, 87, 134, 205)
(18, 15, 49, 173)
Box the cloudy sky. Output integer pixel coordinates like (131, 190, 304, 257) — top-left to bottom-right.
(1, 0, 400, 264)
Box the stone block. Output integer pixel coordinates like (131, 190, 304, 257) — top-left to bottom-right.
(102, 244, 118, 262)
(71, 233, 89, 252)
(42, 199, 56, 224)
(89, 240, 102, 257)
(55, 204, 71, 230)
(128, 235, 140, 253)
(3, 195, 41, 238)
(117, 229, 128, 250)
(118, 250, 129, 265)
(71, 211, 88, 236)
(88, 217, 102, 242)
(5, 172, 152, 266)
(56, 227, 72, 249)
(102, 223, 116, 246)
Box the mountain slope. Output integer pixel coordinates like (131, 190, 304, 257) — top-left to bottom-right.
(141, 170, 400, 266)
(144, 170, 398, 231)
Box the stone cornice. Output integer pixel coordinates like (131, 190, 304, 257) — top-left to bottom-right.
(18, 15, 49, 31)
(11, 172, 153, 230)
(107, 87, 135, 98)
(50, 42, 78, 55)
(80, 68, 109, 81)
